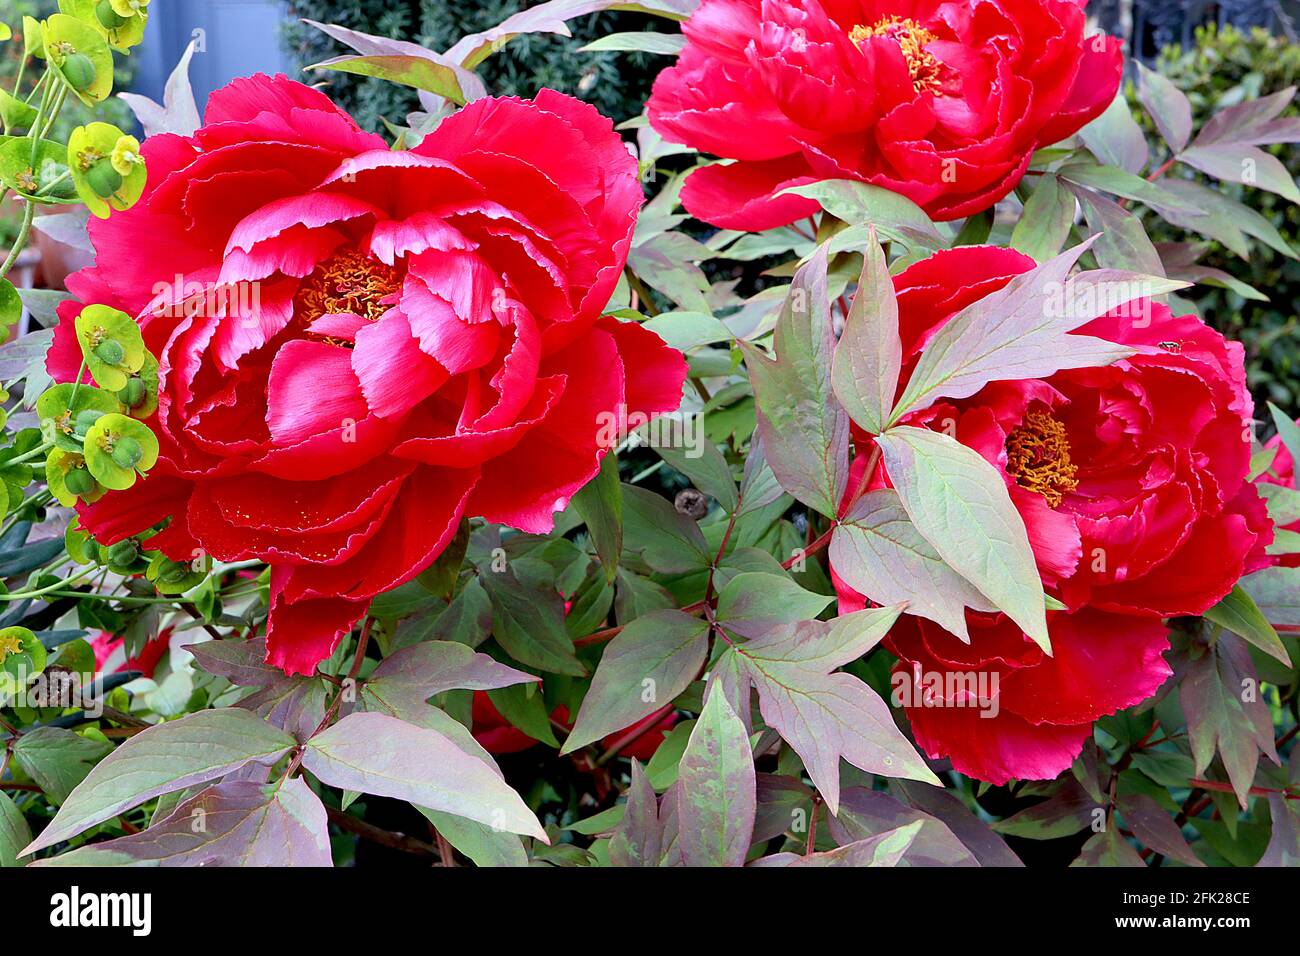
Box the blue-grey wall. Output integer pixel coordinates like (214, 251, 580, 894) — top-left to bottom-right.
(129, 0, 296, 113)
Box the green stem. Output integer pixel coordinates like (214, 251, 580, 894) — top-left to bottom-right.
(3, 439, 52, 467)
(0, 201, 35, 282)
(0, 565, 97, 602)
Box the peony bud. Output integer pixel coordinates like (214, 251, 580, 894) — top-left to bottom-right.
(84, 161, 123, 199)
(93, 337, 124, 365)
(110, 435, 143, 469)
(64, 467, 97, 496)
(118, 377, 147, 408)
(95, 0, 129, 29)
(106, 539, 139, 566)
(61, 52, 97, 92)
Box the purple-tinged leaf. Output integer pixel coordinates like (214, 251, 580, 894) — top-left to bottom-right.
(890, 239, 1183, 422)
(831, 228, 900, 436)
(830, 488, 997, 641)
(715, 571, 833, 638)
(1136, 62, 1193, 153)
(609, 761, 663, 867)
(118, 40, 201, 137)
(184, 638, 282, 687)
(562, 609, 708, 754)
(1258, 792, 1300, 867)
(752, 774, 815, 843)
(875, 427, 1049, 652)
(444, 0, 699, 69)
(1156, 179, 1297, 260)
(359, 682, 503, 776)
(1181, 633, 1281, 808)
(1179, 143, 1300, 204)
(23, 709, 297, 855)
(1071, 827, 1146, 867)
(32, 779, 331, 867)
(828, 787, 977, 866)
(236, 676, 329, 744)
(370, 641, 539, 696)
(676, 688, 755, 867)
(304, 19, 486, 104)
(1117, 793, 1204, 867)
(728, 605, 940, 813)
(1192, 86, 1300, 148)
(894, 780, 1023, 866)
(1203, 586, 1291, 666)
(1059, 161, 1201, 217)
(739, 244, 850, 519)
(1066, 183, 1167, 276)
(303, 712, 547, 840)
(757, 820, 925, 867)
(991, 779, 1103, 840)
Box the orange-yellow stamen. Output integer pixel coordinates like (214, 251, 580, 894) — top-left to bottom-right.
(1006, 408, 1079, 508)
(849, 16, 942, 95)
(295, 248, 402, 330)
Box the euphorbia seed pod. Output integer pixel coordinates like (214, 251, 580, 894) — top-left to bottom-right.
(61, 51, 97, 91)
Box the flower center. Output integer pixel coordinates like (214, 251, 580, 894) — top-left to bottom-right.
(294, 248, 402, 329)
(1005, 408, 1078, 508)
(849, 16, 942, 95)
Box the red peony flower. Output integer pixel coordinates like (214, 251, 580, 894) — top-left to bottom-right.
(832, 245, 1274, 782)
(92, 628, 173, 679)
(1258, 419, 1299, 567)
(47, 75, 686, 675)
(887, 610, 1170, 785)
(646, 0, 1122, 230)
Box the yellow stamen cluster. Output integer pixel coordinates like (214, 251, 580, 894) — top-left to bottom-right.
(1005, 408, 1079, 508)
(0, 632, 24, 660)
(849, 16, 943, 95)
(295, 248, 403, 334)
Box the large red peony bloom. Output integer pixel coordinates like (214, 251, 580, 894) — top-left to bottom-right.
(647, 0, 1122, 230)
(47, 76, 685, 675)
(833, 245, 1274, 782)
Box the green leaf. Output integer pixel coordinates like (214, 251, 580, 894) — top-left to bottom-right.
(875, 427, 1049, 652)
(653, 437, 738, 513)
(580, 32, 686, 54)
(480, 567, 585, 676)
(572, 452, 623, 579)
(831, 228, 900, 436)
(23, 709, 298, 854)
(738, 245, 849, 518)
(784, 180, 945, 251)
(418, 808, 528, 867)
(1078, 92, 1148, 174)
(0, 792, 32, 868)
(303, 712, 547, 839)
(676, 689, 755, 867)
(302, 19, 486, 103)
(829, 488, 997, 640)
(1010, 173, 1075, 263)
(485, 682, 559, 747)
(12, 727, 111, 804)
(1268, 403, 1300, 473)
(715, 571, 832, 636)
(562, 609, 709, 754)
(1203, 585, 1291, 666)
(621, 483, 710, 573)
